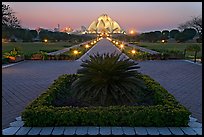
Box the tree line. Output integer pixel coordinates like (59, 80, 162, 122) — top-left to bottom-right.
(2, 25, 94, 42)
(2, 4, 94, 42)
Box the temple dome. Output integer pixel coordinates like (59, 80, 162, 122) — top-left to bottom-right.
(88, 14, 123, 33)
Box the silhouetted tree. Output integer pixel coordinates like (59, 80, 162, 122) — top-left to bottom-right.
(179, 16, 202, 42)
(169, 29, 180, 38)
(2, 4, 21, 28)
(161, 30, 169, 40)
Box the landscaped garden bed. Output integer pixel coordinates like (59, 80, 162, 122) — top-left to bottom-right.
(22, 53, 190, 127)
(3, 48, 25, 63)
(110, 39, 161, 60)
(29, 39, 98, 60)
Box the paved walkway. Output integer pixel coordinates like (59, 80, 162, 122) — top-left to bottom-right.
(78, 38, 129, 61)
(138, 60, 202, 123)
(2, 38, 202, 131)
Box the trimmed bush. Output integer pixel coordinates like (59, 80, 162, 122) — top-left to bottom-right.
(22, 74, 190, 127)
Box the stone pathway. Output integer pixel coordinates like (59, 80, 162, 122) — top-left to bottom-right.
(138, 60, 202, 123)
(2, 116, 202, 135)
(2, 38, 202, 133)
(78, 38, 129, 61)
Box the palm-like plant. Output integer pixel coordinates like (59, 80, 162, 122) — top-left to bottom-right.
(71, 52, 148, 106)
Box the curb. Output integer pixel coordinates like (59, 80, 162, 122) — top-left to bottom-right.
(2, 116, 202, 135)
(2, 60, 26, 69)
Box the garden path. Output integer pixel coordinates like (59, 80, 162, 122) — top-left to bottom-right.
(2, 38, 202, 130)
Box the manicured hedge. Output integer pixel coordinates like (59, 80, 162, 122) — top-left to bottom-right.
(22, 74, 191, 127)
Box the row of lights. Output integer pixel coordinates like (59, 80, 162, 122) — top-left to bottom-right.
(73, 38, 100, 55)
(111, 38, 137, 55)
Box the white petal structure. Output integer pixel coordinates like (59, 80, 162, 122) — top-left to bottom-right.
(88, 14, 123, 33)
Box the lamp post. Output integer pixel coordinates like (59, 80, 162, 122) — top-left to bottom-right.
(44, 39, 48, 43)
(131, 49, 136, 59)
(120, 44, 124, 52)
(85, 44, 90, 51)
(73, 50, 79, 60)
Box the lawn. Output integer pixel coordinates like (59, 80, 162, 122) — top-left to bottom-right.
(2, 41, 80, 56)
(135, 42, 202, 59)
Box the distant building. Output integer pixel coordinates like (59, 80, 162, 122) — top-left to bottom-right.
(88, 14, 125, 34)
(60, 26, 73, 33)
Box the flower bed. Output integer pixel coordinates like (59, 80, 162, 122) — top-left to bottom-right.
(29, 39, 98, 60)
(22, 74, 190, 127)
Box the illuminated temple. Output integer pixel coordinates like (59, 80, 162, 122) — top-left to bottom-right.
(88, 14, 125, 34)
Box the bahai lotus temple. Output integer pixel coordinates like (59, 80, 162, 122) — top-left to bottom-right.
(87, 14, 126, 34)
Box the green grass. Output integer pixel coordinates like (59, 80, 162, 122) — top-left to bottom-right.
(2, 41, 80, 56)
(136, 42, 202, 59)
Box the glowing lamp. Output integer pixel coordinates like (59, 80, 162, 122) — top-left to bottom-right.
(162, 40, 165, 43)
(85, 44, 89, 48)
(44, 39, 48, 43)
(120, 44, 124, 49)
(131, 50, 136, 54)
(73, 50, 78, 54)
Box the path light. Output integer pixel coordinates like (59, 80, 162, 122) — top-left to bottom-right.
(91, 42, 94, 45)
(162, 40, 165, 43)
(131, 49, 136, 54)
(85, 44, 90, 49)
(116, 42, 119, 45)
(44, 39, 48, 43)
(73, 50, 79, 55)
(94, 40, 97, 43)
(120, 44, 124, 49)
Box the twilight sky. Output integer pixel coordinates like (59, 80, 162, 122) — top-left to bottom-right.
(3, 2, 202, 33)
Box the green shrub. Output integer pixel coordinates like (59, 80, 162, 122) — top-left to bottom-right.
(21, 74, 190, 127)
(71, 53, 148, 106)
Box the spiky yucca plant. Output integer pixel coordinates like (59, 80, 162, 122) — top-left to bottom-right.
(71, 52, 147, 106)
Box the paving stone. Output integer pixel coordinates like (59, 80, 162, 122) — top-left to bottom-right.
(87, 127, 100, 135)
(15, 127, 32, 135)
(188, 121, 202, 128)
(2, 127, 21, 135)
(27, 127, 43, 135)
(64, 127, 77, 135)
(180, 127, 197, 135)
(100, 127, 111, 135)
(134, 127, 148, 135)
(146, 127, 159, 135)
(192, 127, 202, 135)
(39, 127, 54, 135)
(10, 120, 24, 127)
(168, 127, 184, 135)
(189, 116, 197, 122)
(111, 127, 124, 135)
(157, 127, 172, 135)
(51, 127, 65, 135)
(75, 127, 88, 135)
(15, 116, 22, 121)
(122, 127, 136, 135)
